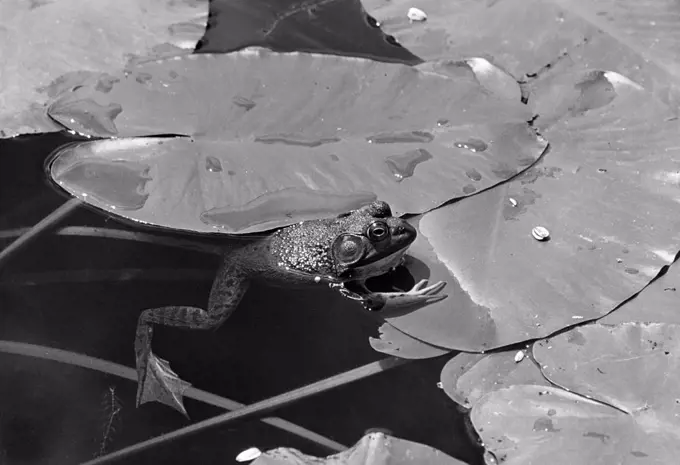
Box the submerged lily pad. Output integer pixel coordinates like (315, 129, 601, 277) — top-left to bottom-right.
(46, 50, 546, 233)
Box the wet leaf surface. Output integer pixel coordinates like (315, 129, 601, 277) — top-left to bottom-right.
(365, 0, 680, 109)
(46, 50, 545, 233)
(252, 432, 467, 465)
(440, 351, 549, 409)
(601, 259, 680, 325)
(531, 322, 680, 463)
(384, 69, 680, 350)
(368, 323, 450, 360)
(471, 385, 636, 465)
(0, 0, 207, 138)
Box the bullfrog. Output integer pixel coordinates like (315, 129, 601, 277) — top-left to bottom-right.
(135, 200, 446, 415)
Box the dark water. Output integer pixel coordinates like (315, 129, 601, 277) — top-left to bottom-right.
(0, 134, 480, 465)
(0, 5, 482, 465)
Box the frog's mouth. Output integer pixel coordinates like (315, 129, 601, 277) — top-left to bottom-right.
(345, 247, 409, 282)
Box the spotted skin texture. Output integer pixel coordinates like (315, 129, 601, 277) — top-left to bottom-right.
(134, 201, 421, 413)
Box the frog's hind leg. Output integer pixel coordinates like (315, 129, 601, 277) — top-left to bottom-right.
(134, 263, 250, 415)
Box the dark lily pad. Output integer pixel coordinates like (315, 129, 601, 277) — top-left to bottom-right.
(471, 384, 636, 465)
(252, 432, 467, 465)
(0, 0, 206, 138)
(46, 50, 546, 234)
(380, 69, 680, 350)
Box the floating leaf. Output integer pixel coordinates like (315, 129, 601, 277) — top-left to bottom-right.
(0, 0, 206, 137)
(471, 385, 636, 465)
(46, 50, 546, 233)
(369, 323, 451, 359)
(365, 0, 680, 108)
(440, 351, 549, 409)
(531, 322, 680, 463)
(381, 69, 680, 350)
(602, 259, 680, 325)
(252, 432, 467, 465)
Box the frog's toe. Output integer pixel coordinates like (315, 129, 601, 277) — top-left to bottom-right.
(137, 351, 191, 417)
(411, 279, 447, 296)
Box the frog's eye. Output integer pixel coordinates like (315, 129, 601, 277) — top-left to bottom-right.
(332, 234, 365, 265)
(367, 221, 389, 241)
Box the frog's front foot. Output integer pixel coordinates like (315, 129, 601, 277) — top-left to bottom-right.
(136, 348, 191, 417)
(363, 279, 447, 311)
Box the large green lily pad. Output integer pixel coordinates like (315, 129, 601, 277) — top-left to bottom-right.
(46, 49, 545, 234)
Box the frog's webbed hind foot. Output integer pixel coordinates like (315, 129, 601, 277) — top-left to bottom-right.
(132, 274, 248, 416)
(136, 349, 191, 417)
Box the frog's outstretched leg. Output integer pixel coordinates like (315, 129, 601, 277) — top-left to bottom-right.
(134, 262, 249, 416)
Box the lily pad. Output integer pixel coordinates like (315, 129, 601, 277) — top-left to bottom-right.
(379, 68, 680, 351)
(0, 0, 206, 138)
(471, 384, 636, 465)
(369, 323, 451, 360)
(440, 350, 549, 409)
(601, 260, 680, 325)
(530, 322, 680, 463)
(46, 49, 546, 234)
(252, 432, 467, 465)
(365, 0, 680, 109)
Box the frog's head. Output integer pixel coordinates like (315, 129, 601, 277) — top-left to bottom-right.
(268, 200, 416, 284)
(331, 200, 416, 282)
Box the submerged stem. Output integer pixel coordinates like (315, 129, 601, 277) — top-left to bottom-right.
(0, 198, 81, 268)
(83, 357, 410, 465)
(0, 340, 348, 455)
